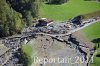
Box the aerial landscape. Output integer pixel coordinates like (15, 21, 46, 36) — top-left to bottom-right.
(0, 0, 100, 66)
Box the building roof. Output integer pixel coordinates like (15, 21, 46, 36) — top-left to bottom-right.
(39, 18, 53, 23)
(36, 18, 53, 27)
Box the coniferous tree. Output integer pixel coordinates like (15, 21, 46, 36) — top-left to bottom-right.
(0, 0, 24, 37)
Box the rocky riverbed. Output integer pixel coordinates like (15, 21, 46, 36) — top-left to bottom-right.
(1, 17, 100, 66)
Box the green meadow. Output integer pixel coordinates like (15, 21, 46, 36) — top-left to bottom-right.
(81, 22, 100, 66)
(40, 0, 100, 21)
(90, 52, 100, 66)
(22, 44, 32, 56)
(81, 22, 100, 40)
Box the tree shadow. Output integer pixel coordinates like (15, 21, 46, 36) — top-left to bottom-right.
(45, 2, 63, 5)
(96, 53, 100, 57)
(45, 0, 69, 5)
(91, 38, 100, 49)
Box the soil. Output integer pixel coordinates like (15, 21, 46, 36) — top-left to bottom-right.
(28, 35, 87, 66)
(72, 31, 94, 49)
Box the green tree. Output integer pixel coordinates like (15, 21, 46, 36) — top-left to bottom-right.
(7, 0, 42, 26)
(30, 0, 43, 17)
(20, 50, 32, 66)
(0, 0, 24, 37)
(19, 44, 32, 66)
(91, 38, 100, 48)
(0, 0, 43, 37)
(25, 11, 33, 26)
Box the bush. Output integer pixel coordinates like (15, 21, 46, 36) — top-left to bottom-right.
(19, 44, 32, 66)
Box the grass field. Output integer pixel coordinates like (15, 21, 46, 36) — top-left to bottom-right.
(80, 22, 100, 66)
(90, 52, 100, 66)
(22, 44, 32, 56)
(81, 22, 100, 40)
(40, 0, 100, 21)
